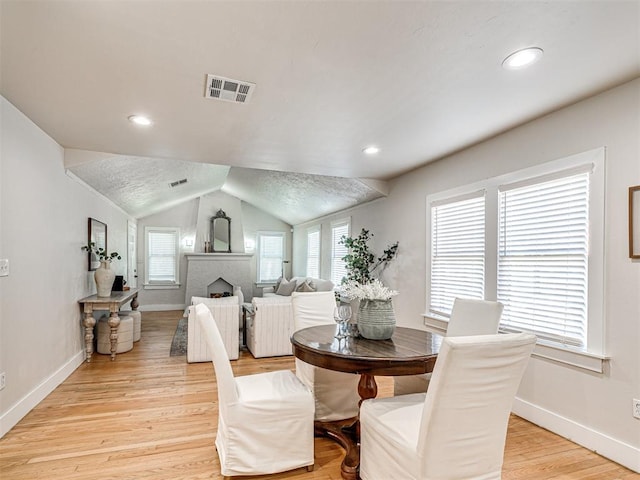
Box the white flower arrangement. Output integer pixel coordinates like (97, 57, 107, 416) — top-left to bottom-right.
(340, 279, 398, 301)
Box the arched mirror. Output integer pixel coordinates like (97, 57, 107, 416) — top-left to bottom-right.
(210, 209, 231, 253)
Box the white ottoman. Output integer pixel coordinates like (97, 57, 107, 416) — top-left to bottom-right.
(120, 310, 142, 342)
(97, 315, 134, 354)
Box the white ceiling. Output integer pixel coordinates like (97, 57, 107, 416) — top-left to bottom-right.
(1, 1, 638, 223)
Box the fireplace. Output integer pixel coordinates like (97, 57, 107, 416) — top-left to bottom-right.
(184, 253, 253, 305)
(208, 277, 233, 297)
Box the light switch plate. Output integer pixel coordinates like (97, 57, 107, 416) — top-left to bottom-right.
(0, 259, 9, 277)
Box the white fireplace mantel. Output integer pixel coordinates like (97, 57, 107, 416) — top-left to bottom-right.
(186, 253, 253, 261)
(184, 253, 254, 305)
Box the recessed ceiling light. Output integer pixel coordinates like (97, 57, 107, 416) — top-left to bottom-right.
(502, 47, 544, 70)
(128, 115, 153, 126)
(363, 146, 380, 155)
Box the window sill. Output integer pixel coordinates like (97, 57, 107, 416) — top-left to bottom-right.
(144, 283, 181, 290)
(422, 313, 609, 373)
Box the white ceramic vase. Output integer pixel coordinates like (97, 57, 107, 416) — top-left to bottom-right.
(95, 260, 116, 297)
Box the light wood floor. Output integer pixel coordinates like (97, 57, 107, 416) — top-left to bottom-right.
(0, 310, 637, 480)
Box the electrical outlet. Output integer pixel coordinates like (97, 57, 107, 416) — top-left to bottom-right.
(0, 259, 8, 277)
(633, 399, 640, 419)
(0, 372, 5, 390)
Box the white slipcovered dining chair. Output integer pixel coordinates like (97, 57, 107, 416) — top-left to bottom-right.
(394, 297, 503, 395)
(291, 292, 361, 422)
(194, 303, 315, 478)
(361, 332, 536, 480)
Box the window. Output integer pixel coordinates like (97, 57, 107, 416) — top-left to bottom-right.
(331, 219, 350, 286)
(426, 148, 605, 361)
(498, 171, 590, 348)
(430, 192, 485, 317)
(306, 226, 321, 278)
(145, 227, 180, 286)
(257, 232, 285, 283)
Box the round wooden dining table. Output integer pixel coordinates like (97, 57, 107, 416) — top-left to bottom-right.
(291, 324, 443, 480)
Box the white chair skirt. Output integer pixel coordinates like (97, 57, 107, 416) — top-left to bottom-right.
(295, 359, 360, 421)
(393, 373, 431, 396)
(360, 393, 425, 480)
(215, 370, 314, 476)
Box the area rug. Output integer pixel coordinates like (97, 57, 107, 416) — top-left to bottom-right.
(170, 317, 187, 356)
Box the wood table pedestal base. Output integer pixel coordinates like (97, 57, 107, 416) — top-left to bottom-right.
(315, 373, 378, 480)
(314, 417, 359, 480)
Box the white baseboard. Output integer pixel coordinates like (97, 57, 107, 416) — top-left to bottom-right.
(138, 304, 186, 312)
(513, 397, 640, 473)
(0, 350, 85, 438)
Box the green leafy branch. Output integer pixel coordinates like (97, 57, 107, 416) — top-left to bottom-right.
(81, 242, 122, 262)
(339, 228, 398, 284)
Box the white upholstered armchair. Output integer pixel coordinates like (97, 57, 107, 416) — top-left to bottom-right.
(187, 296, 240, 362)
(246, 296, 295, 358)
(245, 277, 335, 358)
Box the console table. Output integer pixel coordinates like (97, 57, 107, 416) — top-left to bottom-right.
(78, 288, 140, 362)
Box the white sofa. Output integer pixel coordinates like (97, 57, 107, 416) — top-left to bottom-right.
(246, 277, 334, 358)
(262, 276, 334, 297)
(187, 296, 240, 362)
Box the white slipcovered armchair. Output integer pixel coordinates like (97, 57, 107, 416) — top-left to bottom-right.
(194, 303, 315, 478)
(246, 296, 295, 358)
(361, 333, 536, 480)
(246, 277, 334, 358)
(187, 296, 240, 362)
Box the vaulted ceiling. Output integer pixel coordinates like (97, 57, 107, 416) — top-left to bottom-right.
(1, 1, 638, 223)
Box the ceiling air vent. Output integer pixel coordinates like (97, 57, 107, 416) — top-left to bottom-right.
(205, 74, 256, 104)
(169, 178, 187, 188)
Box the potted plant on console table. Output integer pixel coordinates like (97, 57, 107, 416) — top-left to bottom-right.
(81, 242, 122, 297)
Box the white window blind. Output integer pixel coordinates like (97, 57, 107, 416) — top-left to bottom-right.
(430, 193, 485, 317)
(331, 221, 350, 286)
(147, 228, 179, 284)
(306, 227, 320, 278)
(498, 171, 590, 348)
(258, 232, 284, 283)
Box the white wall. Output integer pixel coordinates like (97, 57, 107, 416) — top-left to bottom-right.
(0, 97, 132, 437)
(195, 190, 246, 254)
(137, 192, 292, 309)
(293, 79, 640, 471)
